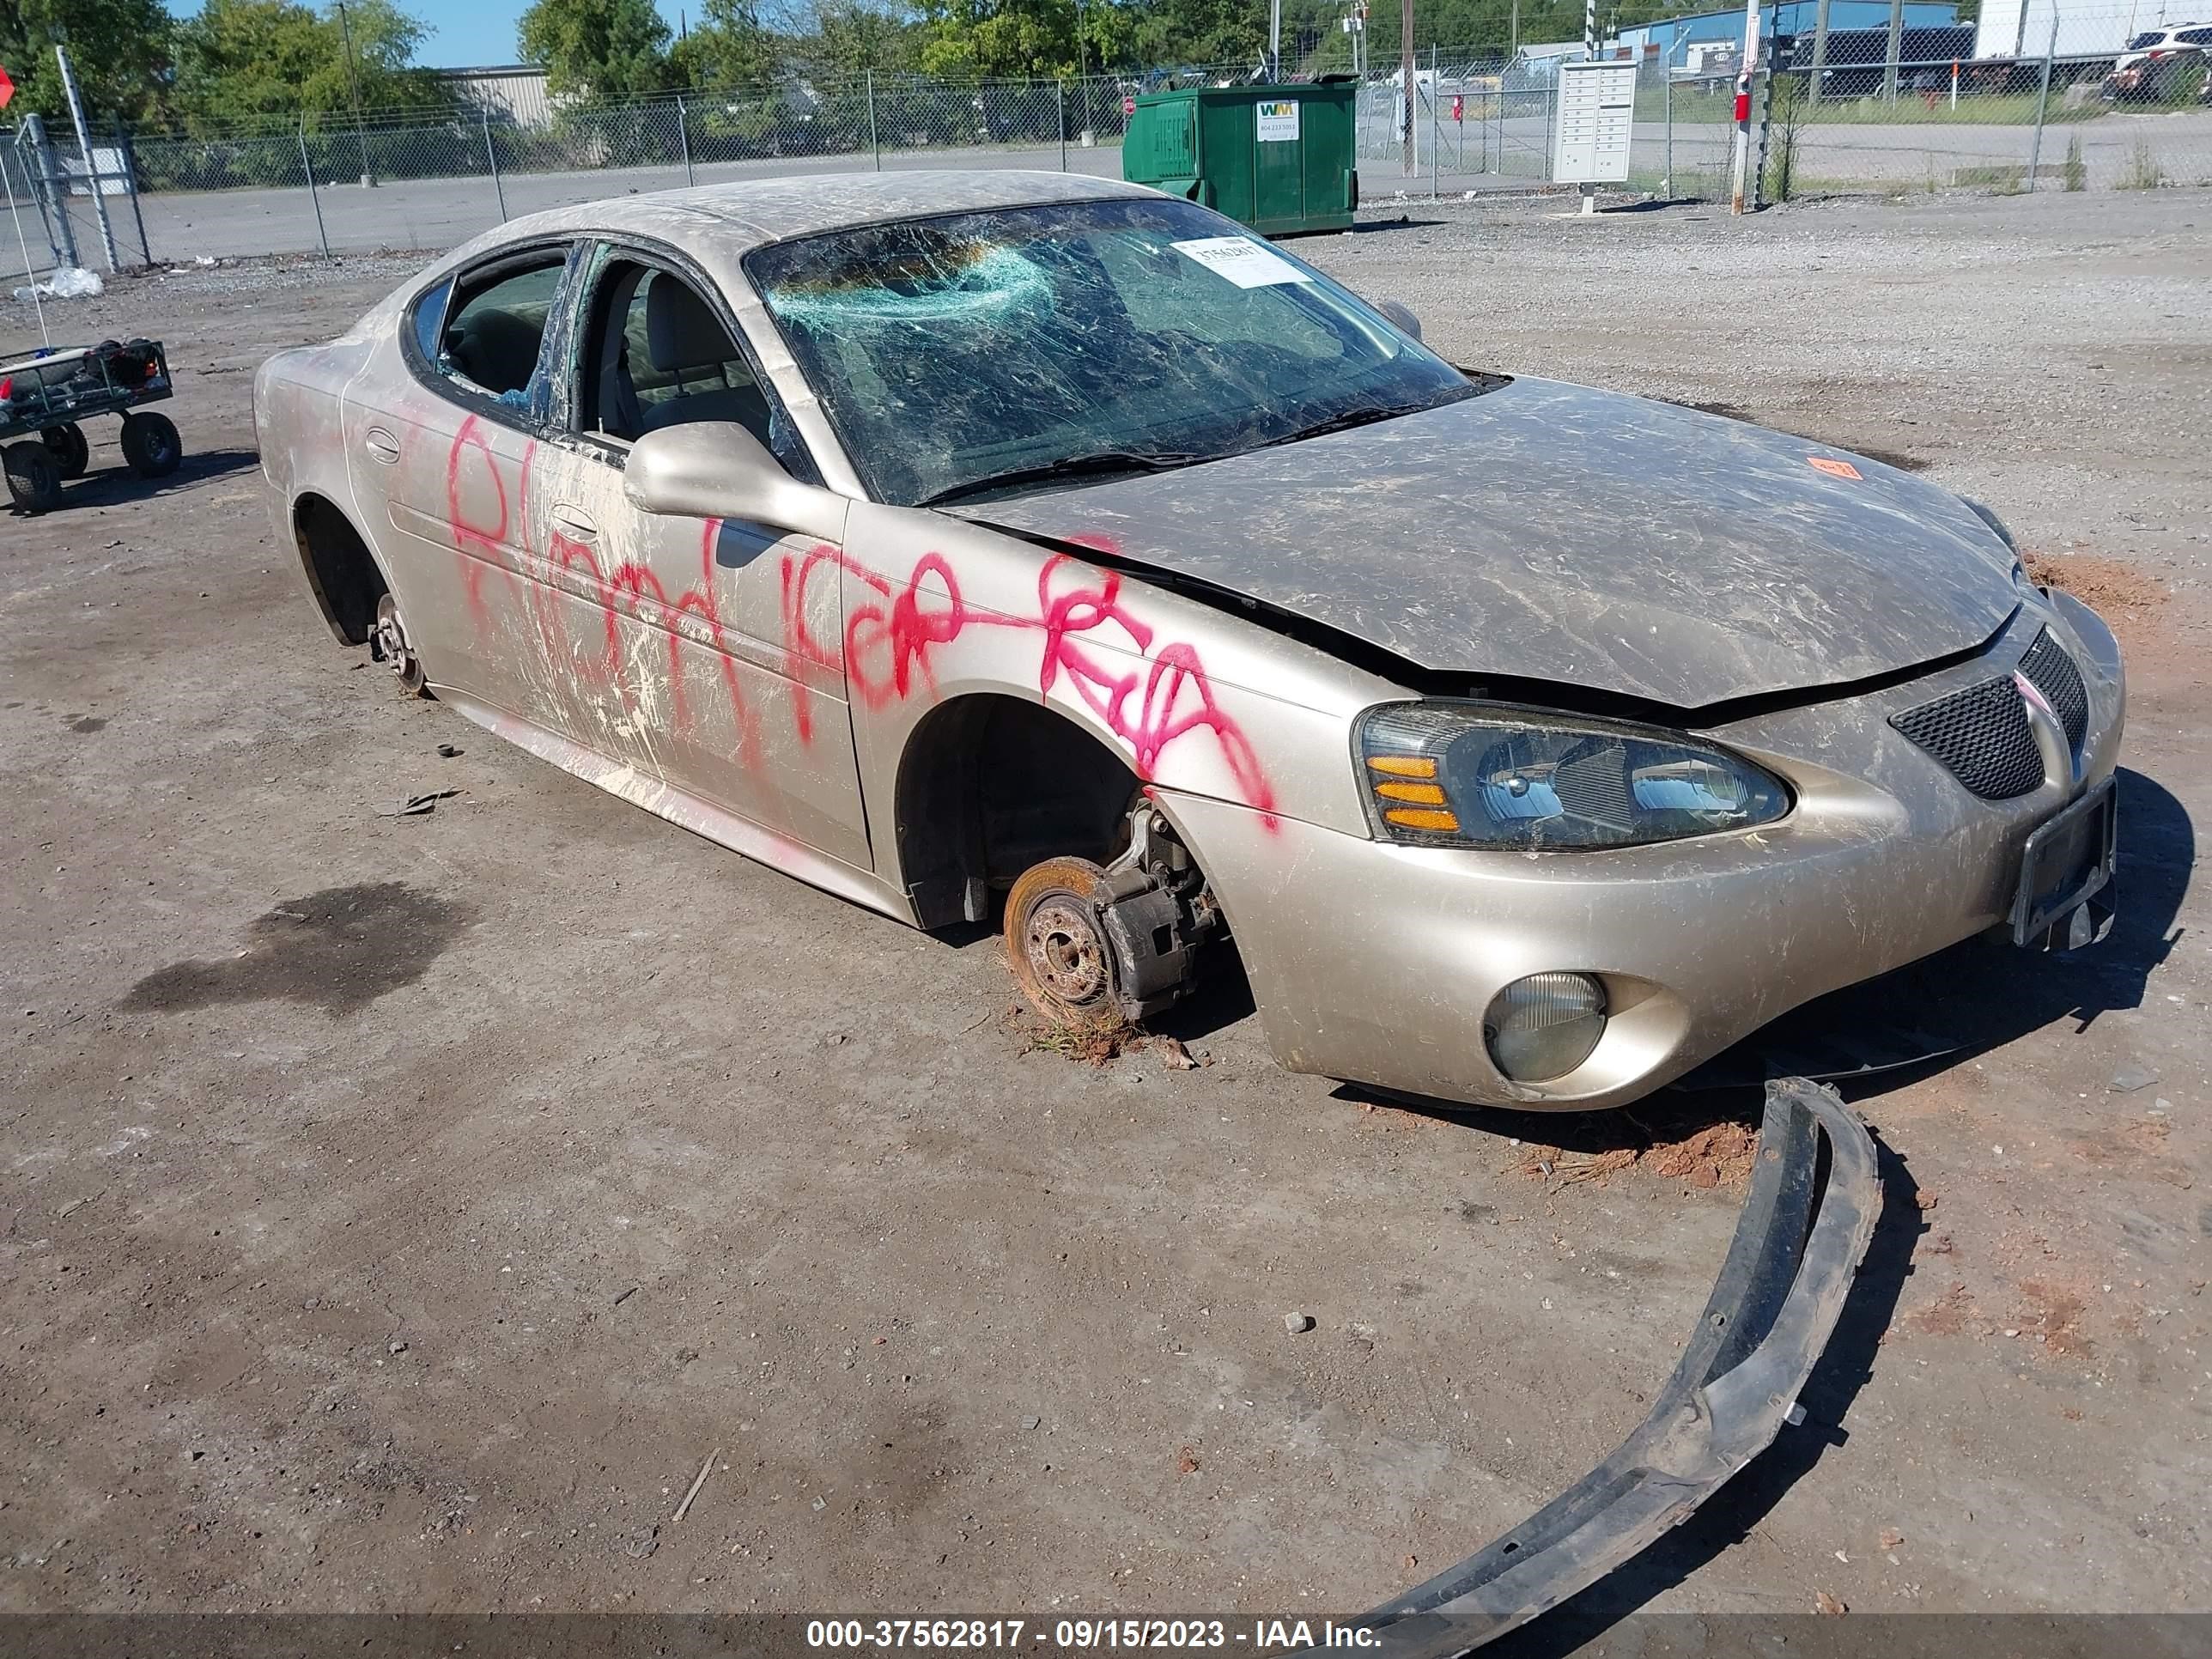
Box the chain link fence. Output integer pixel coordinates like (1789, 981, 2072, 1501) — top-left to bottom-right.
(1352, 7, 2210, 203)
(3, 16, 2209, 288)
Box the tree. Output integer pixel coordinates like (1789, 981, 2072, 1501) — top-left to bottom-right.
(518, 0, 678, 102)
(171, 0, 450, 131)
(799, 0, 923, 77)
(671, 0, 779, 88)
(0, 0, 173, 123)
(1125, 0, 1263, 68)
(915, 0, 1088, 79)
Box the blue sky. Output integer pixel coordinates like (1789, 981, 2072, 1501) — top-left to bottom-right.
(163, 1, 704, 70)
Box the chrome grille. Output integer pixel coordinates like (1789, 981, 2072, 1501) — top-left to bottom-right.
(2018, 627, 2089, 750)
(1891, 676, 2044, 801)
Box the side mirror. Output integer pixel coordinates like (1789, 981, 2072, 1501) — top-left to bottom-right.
(1375, 299, 1424, 342)
(624, 422, 848, 543)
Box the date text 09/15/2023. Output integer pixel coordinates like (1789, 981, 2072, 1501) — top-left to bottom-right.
(805, 1620, 1383, 1650)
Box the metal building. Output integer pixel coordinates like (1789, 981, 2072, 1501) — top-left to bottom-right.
(1613, 3, 1963, 70)
(1972, 0, 2205, 58)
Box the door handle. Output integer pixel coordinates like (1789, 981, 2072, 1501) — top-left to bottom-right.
(363, 427, 401, 464)
(551, 504, 599, 542)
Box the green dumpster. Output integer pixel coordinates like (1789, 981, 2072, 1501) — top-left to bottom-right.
(1121, 81, 1358, 236)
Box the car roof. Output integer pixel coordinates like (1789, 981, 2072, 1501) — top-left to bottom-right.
(475, 170, 1159, 260)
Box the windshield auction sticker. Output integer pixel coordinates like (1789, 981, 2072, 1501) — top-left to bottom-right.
(1170, 236, 1313, 289)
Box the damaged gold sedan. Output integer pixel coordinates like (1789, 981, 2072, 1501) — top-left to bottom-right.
(255, 173, 2122, 1115)
(256, 168, 2100, 1640)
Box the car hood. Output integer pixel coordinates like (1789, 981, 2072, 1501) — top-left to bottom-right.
(961, 376, 2021, 711)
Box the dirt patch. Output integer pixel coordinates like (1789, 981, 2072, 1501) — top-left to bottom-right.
(2010, 1279, 2096, 1359)
(120, 883, 474, 1017)
(1007, 1003, 1208, 1071)
(1905, 1281, 1975, 1337)
(2023, 550, 2169, 616)
(1649, 1121, 1760, 1187)
(1516, 1116, 1759, 1191)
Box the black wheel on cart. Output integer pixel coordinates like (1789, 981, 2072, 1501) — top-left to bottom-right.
(41, 422, 88, 480)
(4, 439, 63, 514)
(120, 411, 182, 479)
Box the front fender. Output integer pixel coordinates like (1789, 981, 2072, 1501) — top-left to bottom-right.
(836, 505, 1401, 894)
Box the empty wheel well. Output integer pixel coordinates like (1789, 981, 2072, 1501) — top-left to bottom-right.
(293, 494, 388, 645)
(896, 696, 1141, 929)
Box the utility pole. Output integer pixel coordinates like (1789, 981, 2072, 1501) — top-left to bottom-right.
(53, 45, 118, 271)
(1881, 0, 1905, 100)
(1580, 0, 1596, 212)
(1401, 0, 1415, 175)
(1752, 0, 1778, 206)
(336, 0, 373, 184)
(1808, 0, 1830, 105)
(1510, 0, 1520, 58)
(1727, 0, 1759, 213)
(1073, 0, 1090, 143)
(1271, 0, 1283, 78)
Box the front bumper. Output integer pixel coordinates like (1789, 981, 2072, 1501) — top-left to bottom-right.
(1342, 1078, 1880, 1653)
(1162, 595, 2123, 1110)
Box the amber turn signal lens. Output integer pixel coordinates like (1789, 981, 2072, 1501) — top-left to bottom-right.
(1375, 781, 1447, 805)
(1366, 755, 1437, 779)
(1382, 807, 1460, 832)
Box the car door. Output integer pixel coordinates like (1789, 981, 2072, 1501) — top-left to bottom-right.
(349, 241, 580, 724)
(523, 240, 871, 870)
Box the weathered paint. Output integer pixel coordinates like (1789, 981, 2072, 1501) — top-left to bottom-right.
(970, 376, 2025, 711)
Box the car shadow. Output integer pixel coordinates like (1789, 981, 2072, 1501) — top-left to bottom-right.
(9, 447, 261, 515)
(1146, 947, 1259, 1042)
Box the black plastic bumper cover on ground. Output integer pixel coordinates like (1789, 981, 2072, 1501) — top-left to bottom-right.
(1347, 1077, 1881, 1657)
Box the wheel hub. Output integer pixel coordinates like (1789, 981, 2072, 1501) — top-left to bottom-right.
(1023, 897, 1111, 1007)
(371, 592, 428, 695)
(374, 598, 413, 678)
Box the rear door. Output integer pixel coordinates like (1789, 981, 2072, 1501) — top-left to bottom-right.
(350, 242, 582, 720)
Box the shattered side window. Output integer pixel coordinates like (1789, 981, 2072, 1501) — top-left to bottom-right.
(410, 278, 452, 364)
(437, 256, 568, 416)
(746, 198, 1474, 507)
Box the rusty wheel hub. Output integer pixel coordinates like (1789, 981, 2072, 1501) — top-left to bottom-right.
(1004, 856, 1127, 1032)
(374, 593, 426, 695)
(1023, 897, 1110, 1007)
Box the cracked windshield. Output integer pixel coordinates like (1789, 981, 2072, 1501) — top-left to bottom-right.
(747, 197, 1476, 507)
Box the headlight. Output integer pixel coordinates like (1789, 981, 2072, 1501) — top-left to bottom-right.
(1355, 702, 1791, 850)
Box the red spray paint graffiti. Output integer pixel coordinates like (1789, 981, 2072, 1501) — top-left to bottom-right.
(777, 538, 1277, 824)
(445, 414, 530, 627)
(1034, 556, 1277, 826)
(441, 419, 1275, 823)
(442, 426, 758, 765)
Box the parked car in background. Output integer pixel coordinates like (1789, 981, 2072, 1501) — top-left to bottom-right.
(1784, 25, 1978, 96)
(2104, 22, 2212, 100)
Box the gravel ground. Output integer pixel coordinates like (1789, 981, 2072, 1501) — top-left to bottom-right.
(1, 187, 2206, 1643)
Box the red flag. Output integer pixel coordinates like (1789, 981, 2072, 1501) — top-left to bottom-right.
(0, 64, 15, 110)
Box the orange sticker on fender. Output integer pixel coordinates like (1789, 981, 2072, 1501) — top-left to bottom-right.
(1808, 456, 1863, 480)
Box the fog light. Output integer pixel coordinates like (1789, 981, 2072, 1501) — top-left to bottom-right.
(1484, 973, 1608, 1082)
